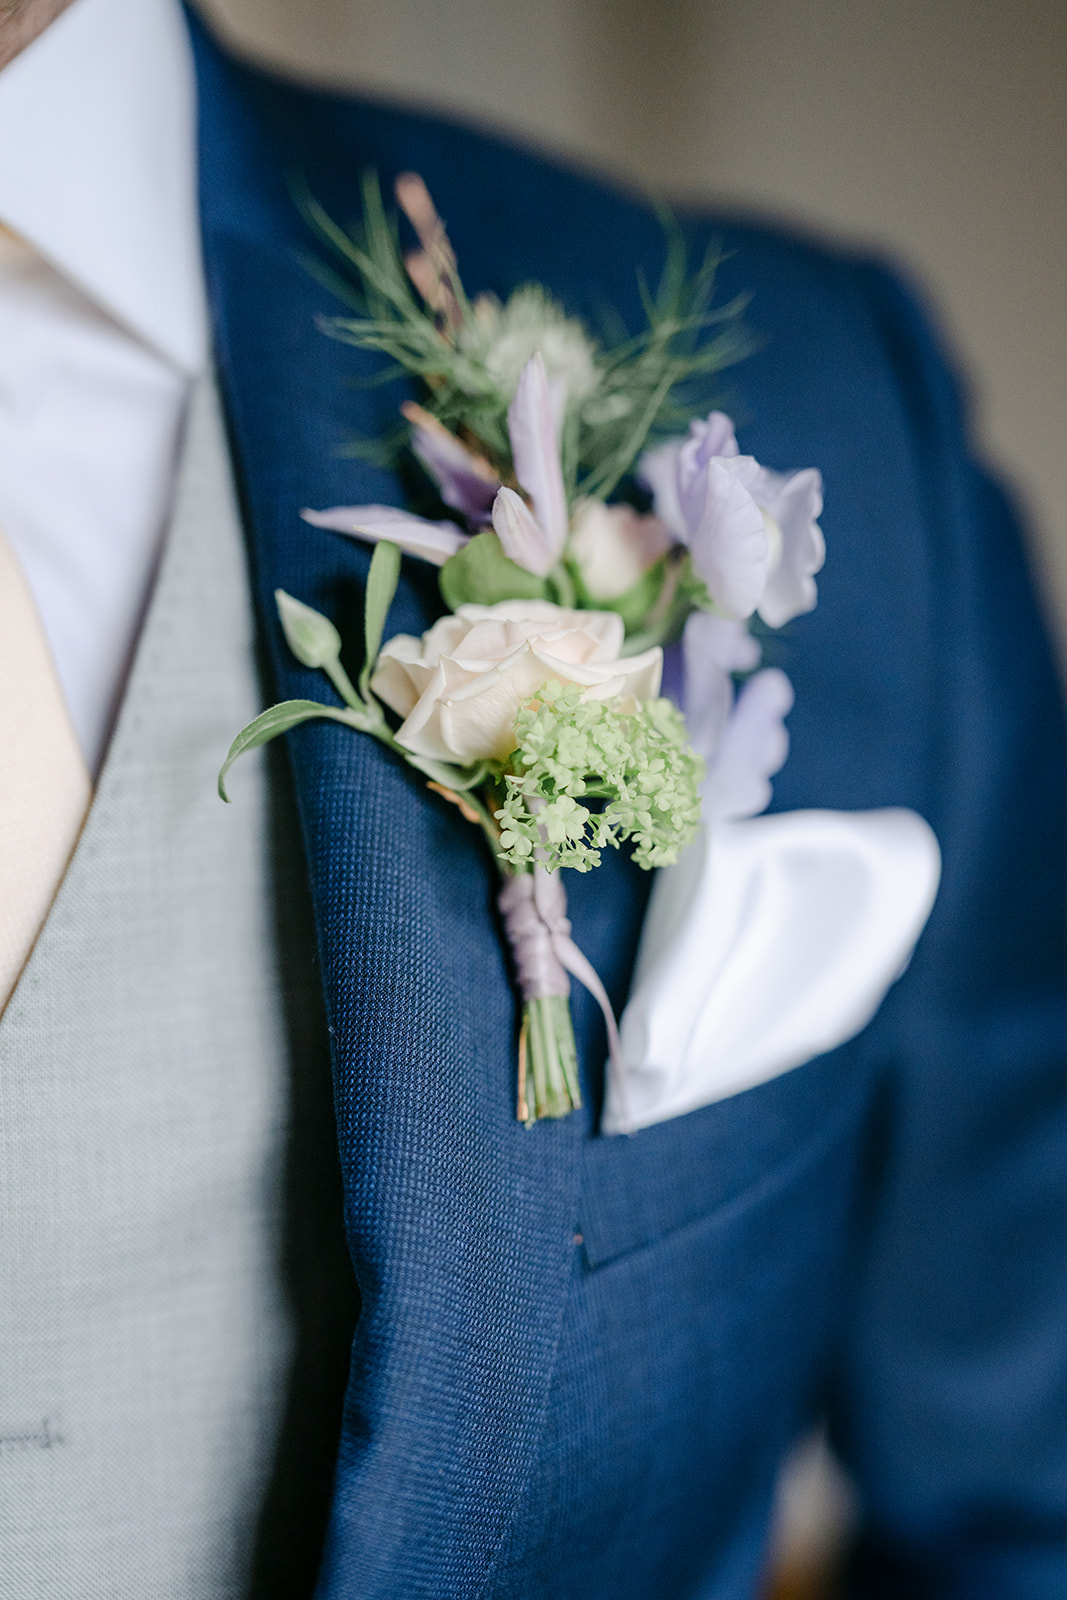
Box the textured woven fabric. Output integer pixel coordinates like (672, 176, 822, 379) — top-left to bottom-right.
(0, 379, 350, 1598)
(193, 12, 1067, 1597)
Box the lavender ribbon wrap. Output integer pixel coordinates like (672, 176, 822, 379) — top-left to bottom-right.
(497, 868, 628, 1119)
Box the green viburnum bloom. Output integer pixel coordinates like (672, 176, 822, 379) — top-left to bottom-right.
(495, 682, 704, 874)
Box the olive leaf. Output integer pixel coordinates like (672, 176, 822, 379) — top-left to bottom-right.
(218, 699, 375, 801)
(360, 538, 402, 697)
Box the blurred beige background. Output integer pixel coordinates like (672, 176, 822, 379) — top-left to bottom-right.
(198, 0, 1067, 662)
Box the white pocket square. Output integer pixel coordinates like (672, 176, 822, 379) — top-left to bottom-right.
(604, 808, 941, 1134)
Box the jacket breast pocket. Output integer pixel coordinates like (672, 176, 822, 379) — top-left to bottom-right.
(577, 1040, 875, 1269)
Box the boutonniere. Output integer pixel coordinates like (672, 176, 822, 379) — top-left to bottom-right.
(220, 174, 825, 1126)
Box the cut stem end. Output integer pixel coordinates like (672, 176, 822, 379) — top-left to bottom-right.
(520, 994, 581, 1126)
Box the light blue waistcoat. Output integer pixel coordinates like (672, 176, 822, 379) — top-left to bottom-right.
(0, 379, 346, 1598)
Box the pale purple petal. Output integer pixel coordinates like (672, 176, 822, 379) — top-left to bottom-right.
(686, 410, 739, 464)
(409, 423, 499, 522)
(547, 376, 568, 440)
(637, 438, 685, 540)
(507, 353, 568, 564)
(703, 667, 794, 821)
(643, 413, 824, 631)
(491, 487, 557, 577)
(682, 612, 761, 761)
(640, 412, 767, 617)
(301, 505, 469, 567)
(685, 611, 762, 681)
(755, 467, 826, 628)
(679, 455, 769, 619)
(638, 413, 739, 542)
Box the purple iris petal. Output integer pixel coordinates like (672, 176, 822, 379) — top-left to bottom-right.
(409, 421, 500, 523)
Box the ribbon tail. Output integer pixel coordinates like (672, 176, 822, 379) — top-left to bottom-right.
(551, 933, 633, 1133)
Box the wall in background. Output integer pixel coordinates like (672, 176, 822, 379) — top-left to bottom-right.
(198, 0, 1067, 655)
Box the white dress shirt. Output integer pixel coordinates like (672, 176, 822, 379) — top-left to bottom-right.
(0, 0, 206, 773)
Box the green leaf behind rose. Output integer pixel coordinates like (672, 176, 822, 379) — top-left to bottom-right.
(439, 531, 549, 610)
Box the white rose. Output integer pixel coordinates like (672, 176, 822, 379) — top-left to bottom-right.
(371, 599, 663, 765)
(569, 500, 674, 602)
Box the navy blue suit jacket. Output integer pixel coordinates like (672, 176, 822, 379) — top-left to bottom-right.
(190, 12, 1067, 1597)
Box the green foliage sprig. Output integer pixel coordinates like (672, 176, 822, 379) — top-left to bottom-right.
(295, 172, 750, 503)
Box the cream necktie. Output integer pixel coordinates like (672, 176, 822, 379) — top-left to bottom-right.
(0, 522, 92, 1010)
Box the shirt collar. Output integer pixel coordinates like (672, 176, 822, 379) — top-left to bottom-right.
(0, 0, 207, 374)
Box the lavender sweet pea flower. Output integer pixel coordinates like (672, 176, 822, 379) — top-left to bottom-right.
(639, 411, 824, 626)
(641, 413, 768, 619)
(681, 611, 793, 821)
(636, 440, 686, 540)
(679, 452, 770, 619)
(639, 410, 739, 537)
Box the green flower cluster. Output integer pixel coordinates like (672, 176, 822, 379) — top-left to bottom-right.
(495, 683, 703, 874)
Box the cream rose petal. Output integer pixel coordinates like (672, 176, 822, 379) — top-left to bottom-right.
(371, 634, 429, 717)
(524, 626, 615, 668)
(416, 611, 484, 665)
(371, 655, 422, 719)
(528, 643, 661, 701)
(393, 656, 498, 763)
(448, 617, 544, 665)
(372, 628, 463, 717)
(388, 660, 456, 760)
(438, 647, 548, 763)
(373, 599, 663, 766)
(454, 599, 623, 655)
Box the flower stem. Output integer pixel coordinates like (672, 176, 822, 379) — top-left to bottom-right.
(521, 994, 581, 1126)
